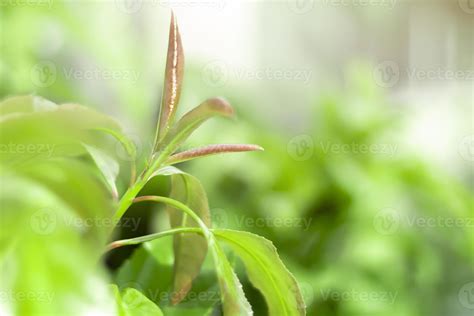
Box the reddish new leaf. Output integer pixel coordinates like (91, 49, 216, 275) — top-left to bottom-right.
(158, 97, 235, 156)
(166, 144, 264, 165)
(155, 12, 185, 146)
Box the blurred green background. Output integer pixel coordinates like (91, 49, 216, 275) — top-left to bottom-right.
(1, 1, 473, 315)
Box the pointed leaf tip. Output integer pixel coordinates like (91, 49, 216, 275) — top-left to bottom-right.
(155, 11, 185, 145)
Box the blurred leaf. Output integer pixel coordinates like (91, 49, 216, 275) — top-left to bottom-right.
(17, 158, 114, 246)
(0, 171, 114, 315)
(213, 229, 305, 316)
(0, 96, 124, 165)
(155, 12, 184, 145)
(112, 285, 164, 316)
(83, 144, 120, 200)
(0, 95, 57, 115)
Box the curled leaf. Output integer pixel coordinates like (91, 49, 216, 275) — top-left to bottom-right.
(155, 12, 185, 145)
(166, 144, 263, 165)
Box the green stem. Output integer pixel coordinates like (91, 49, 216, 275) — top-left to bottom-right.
(132, 195, 212, 240)
(105, 227, 202, 252)
(111, 143, 177, 227)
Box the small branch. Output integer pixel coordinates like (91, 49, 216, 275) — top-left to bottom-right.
(105, 227, 202, 253)
(133, 195, 212, 240)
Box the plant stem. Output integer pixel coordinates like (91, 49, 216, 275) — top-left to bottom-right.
(105, 227, 202, 252)
(132, 195, 212, 240)
(111, 150, 171, 233)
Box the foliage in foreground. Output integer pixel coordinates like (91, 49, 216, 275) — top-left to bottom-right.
(0, 13, 305, 315)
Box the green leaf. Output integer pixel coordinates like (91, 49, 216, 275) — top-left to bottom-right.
(208, 238, 253, 316)
(0, 171, 114, 315)
(149, 167, 253, 313)
(155, 12, 185, 145)
(213, 229, 306, 316)
(164, 169, 212, 304)
(166, 144, 264, 165)
(0, 97, 125, 164)
(16, 158, 115, 245)
(83, 144, 120, 199)
(0, 95, 57, 116)
(159, 98, 234, 157)
(112, 227, 253, 315)
(115, 238, 174, 306)
(112, 285, 164, 316)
